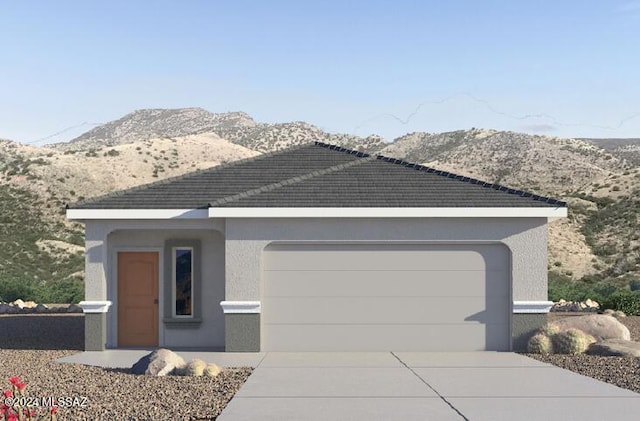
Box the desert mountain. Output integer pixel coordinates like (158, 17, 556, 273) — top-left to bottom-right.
(382, 129, 627, 196)
(58, 108, 256, 149)
(1, 108, 639, 288)
(59, 108, 386, 154)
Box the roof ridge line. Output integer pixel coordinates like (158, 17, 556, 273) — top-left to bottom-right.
(210, 154, 374, 207)
(67, 142, 321, 209)
(374, 154, 567, 207)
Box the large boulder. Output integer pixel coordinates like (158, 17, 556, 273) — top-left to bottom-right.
(587, 339, 640, 357)
(131, 349, 186, 376)
(550, 314, 631, 341)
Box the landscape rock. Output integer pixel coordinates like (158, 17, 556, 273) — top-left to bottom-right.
(34, 303, 50, 313)
(11, 299, 25, 309)
(131, 349, 186, 376)
(550, 314, 631, 341)
(603, 308, 627, 318)
(551, 299, 599, 313)
(587, 339, 640, 357)
(67, 304, 83, 313)
(0, 301, 87, 315)
(22, 301, 38, 309)
(0, 303, 19, 314)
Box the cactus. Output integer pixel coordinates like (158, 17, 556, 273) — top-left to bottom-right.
(527, 333, 554, 354)
(552, 328, 596, 354)
(185, 359, 207, 377)
(204, 363, 221, 378)
(540, 324, 560, 337)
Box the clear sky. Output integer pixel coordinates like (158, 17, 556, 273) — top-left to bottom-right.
(1, 0, 639, 144)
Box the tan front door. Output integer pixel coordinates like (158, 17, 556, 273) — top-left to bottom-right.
(118, 252, 159, 347)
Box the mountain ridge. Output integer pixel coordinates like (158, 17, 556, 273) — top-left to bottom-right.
(2, 108, 640, 288)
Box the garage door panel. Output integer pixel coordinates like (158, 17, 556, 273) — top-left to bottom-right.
(264, 245, 507, 272)
(264, 270, 508, 298)
(263, 296, 508, 325)
(262, 243, 510, 351)
(263, 324, 510, 352)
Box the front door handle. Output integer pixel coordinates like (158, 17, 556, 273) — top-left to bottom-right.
(154, 298, 159, 304)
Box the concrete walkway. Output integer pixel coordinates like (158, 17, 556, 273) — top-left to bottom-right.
(217, 352, 640, 421)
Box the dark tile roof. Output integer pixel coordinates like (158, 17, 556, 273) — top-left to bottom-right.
(70, 142, 566, 209)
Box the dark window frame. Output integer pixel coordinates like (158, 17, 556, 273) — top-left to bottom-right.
(163, 239, 202, 327)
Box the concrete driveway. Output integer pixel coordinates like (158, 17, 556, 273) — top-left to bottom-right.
(217, 352, 640, 421)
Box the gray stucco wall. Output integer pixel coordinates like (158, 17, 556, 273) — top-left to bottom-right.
(224, 217, 549, 303)
(84, 216, 549, 351)
(225, 217, 548, 351)
(84, 219, 225, 349)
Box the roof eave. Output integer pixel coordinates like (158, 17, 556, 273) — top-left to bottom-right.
(207, 207, 568, 218)
(67, 206, 568, 220)
(66, 208, 210, 220)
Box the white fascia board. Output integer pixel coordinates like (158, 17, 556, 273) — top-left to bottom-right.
(78, 300, 112, 313)
(208, 207, 568, 218)
(220, 301, 261, 314)
(513, 301, 554, 314)
(66, 209, 209, 220)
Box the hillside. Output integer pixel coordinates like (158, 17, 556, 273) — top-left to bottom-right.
(1, 108, 640, 289)
(0, 133, 257, 289)
(582, 138, 640, 165)
(382, 129, 628, 196)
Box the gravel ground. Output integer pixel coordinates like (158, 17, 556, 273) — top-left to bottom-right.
(2, 313, 640, 419)
(525, 313, 640, 394)
(0, 315, 252, 420)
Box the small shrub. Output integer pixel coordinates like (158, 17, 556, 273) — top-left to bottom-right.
(38, 279, 84, 303)
(552, 329, 596, 355)
(540, 325, 560, 337)
(0, 278, 37, 302)
(204, 363, 221, 377)
(185, 359, 207, 376)
(600, 290, 640, 316)
(527, 333, 554, 354)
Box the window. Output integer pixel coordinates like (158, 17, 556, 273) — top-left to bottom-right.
(164, 239, 201, 326)
(173, 247, 193, 317)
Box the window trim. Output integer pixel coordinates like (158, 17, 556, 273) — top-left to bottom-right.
(163, 239, 202, 327)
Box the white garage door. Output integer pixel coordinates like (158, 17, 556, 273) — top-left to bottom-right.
(262, 243, 510, 351)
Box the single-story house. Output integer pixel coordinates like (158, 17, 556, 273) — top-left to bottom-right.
(67, 142, 567, 352)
